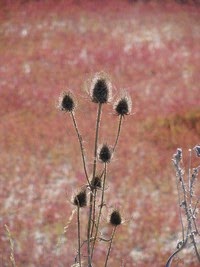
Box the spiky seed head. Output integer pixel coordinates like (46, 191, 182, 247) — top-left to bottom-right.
(91, 175, 102, 189)
(110, 210, 122, 226)
(98, 144, 112, 163)
(58, 92, 76, 112)
(194, 145, 200, 157)
(90, 72, 112, 104)
(73, 189, 87, 208)
(114, 93, 132, 116)
(173, 148, 182, 163)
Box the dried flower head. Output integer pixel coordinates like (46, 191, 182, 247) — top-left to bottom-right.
(91, 175, 102, 189)
(73, 189, 87, 208)
(89, 72, 112, 104)
(194, 145, 200, 157)
(114, 93, 132, 116)
(109, 210, 122, 226)
(173, 148, 182, 163)
(58, 92, 76, 112)
(98, 144, 112, 163)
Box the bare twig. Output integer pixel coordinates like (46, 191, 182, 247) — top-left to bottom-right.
(91, 163, 107, 258)
(70, 111, 90, 187)
(113, 115, 123, 152)
(87, 103, 102, 267)
(104, 226, 117, 267)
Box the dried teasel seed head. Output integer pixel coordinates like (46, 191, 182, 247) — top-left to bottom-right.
(89, 72, 112, 104)
(98, 144, 112, 163)
(109, 210, 122, 226)
(114, 93, 132, 116)
(58, 92, 76, 112)
(73, 189, 87, 208)
(91, 175, 102, 189)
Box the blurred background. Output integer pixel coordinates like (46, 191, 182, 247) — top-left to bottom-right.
(0, 0, 200, 266)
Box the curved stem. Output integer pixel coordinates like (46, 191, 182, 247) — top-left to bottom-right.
(70, 111, 90, 187)
(166, 232, 189, 267)
(104, 226, 117, 267)
(165, 244, 185, 267)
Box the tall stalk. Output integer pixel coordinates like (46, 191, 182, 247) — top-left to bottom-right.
(113, 115, 123, 152)
(104, 226, 117, 267)
(91, 163, 107, 258)
(70, 111, 90, 187)
(77, 206, 82, 267)
(87, 103, 102, 267)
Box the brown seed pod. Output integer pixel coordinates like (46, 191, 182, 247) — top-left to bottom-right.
(58, 91, 76, 112)
(109, 210, 122, 226)
(89, 72, 112, 104)
(73, 189, 87, 208)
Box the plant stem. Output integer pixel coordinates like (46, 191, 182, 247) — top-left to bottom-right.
(175, 172, 185, 242)
(93, 103, 102, 179)
(77, 206, 82, 267)
(188, 149, 192, 205)
(104, 226, 117, 267)
(113, 115, 123, 152)
(70, 111, 90, 187)
(191, 234, 200, 262)
(165, 241, 186, 267)
(91, 163, 107, 258)
(87, 103, 102, 267)
(90, 189, 97, 238)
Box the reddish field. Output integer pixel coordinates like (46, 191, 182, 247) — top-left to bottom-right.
(0, 1, 200, 266)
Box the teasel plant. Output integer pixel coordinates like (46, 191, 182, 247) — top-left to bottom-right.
(58, 72, 132, 266)
(165, 145, 200, 267)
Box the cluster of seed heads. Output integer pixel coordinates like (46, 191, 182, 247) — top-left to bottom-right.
(58, 72, 132, 266)
(59, 73, 131, 116)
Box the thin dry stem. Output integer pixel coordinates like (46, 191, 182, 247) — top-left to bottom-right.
(70, 111, 90, 187)
(91, 163, 107, 258)
(104, 226, 117, 267)
(113, 115, 123, 152)
(166, 149, 200, 266)
(87, 103, 102, 267)
(77, 206, 82, 267)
